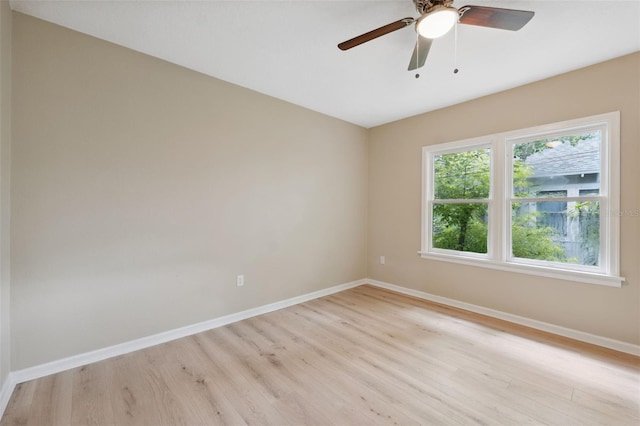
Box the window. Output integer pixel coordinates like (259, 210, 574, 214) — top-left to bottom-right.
(421, 112, 622, 287)
(432, 148, 490, 255)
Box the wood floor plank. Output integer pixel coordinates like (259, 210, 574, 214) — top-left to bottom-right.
(187, 333, 286, 425)
(571, 387, 640, 421)
(250, 312, 422, 425)
(30, 372, 73, 425)
(155, 338, 248, 425)
(2, 284, 638, 425)
(235, 313, 426, 425)
(70, 361, 116, 425)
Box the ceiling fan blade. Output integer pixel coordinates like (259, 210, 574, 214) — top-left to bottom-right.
(408, 36, 432, 71)
(459, 6, 534, 31)
(338, 17, 414, 51)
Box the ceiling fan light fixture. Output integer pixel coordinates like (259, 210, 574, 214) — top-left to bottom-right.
(417, 5, 458, 39)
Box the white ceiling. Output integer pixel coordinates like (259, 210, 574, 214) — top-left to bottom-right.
(10, 0, 640, 128)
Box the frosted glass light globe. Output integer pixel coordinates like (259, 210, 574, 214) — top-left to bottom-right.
(417, 6, 458, 39)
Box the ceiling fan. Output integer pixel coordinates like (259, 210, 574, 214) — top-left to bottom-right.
(338, 0, 535, 71)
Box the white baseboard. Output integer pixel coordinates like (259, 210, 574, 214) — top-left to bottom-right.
(366, 278, 640, 356)
(11, 278, 367, 386)
(0, 373, 16, 418)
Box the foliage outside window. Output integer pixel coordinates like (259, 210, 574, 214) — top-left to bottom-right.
(422, 112, 622, 287)
(432, 149, 490, 254)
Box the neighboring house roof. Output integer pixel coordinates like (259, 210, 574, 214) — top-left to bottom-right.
(525, 137, 601, 177)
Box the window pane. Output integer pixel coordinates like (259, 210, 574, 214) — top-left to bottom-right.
(579, 188, 599, 196)
(434, 149, 490, 199)
(512, 201, 600, 266)
(537, 191, 567, 235)
(512, 131, 600, 198)
(432, 203, 488, 253)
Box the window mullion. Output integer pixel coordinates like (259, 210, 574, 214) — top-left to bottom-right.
(490, 138, 504, 262)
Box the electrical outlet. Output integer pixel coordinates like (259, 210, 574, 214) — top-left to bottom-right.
(236, 275, 244, 287)
(380, 256, 385, 265)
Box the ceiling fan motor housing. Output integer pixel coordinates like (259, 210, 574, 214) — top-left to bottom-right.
(414, 0, 455, 15)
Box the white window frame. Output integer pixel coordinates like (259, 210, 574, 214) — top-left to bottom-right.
(421, 112, 623, 287)
(425, 142, 493, 259)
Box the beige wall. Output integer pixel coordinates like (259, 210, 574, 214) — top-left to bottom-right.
(8, 10, 640, 372)
(11, 13, 368, 369)
(0, 0, 12, 384)
(369, 53, 640, 345)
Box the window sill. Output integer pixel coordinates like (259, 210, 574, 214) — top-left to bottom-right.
(417, 251, 624, 288)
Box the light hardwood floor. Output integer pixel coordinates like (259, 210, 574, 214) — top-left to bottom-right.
(2, 285, 639, 425)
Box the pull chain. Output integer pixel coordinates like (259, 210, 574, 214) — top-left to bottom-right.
(415, 31, 421, 79)
(453, 22, 459, 74)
